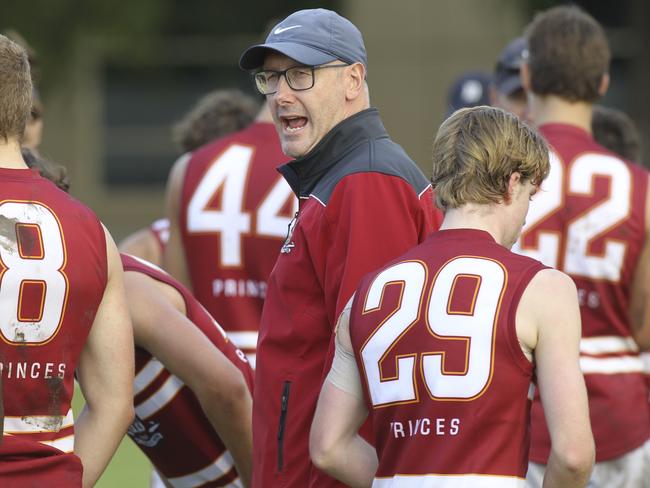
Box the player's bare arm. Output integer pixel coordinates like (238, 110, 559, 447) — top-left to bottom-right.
(162, 153, 192, 287)
(630, 174, 650, 350)
(310, 302, 377, 488)
(124, 269, 253, 487)
(74, 226, 135, 488)
(517, 268, 595, 488)
(118, 227, 162, 267)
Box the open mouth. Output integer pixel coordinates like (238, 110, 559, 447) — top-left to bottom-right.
(281, 116, 308, 133)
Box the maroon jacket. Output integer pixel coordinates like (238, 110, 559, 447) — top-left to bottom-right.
(252, 109, 441, 487)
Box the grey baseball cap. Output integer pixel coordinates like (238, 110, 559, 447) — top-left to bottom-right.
(239, 9, 367, 71)
(446, 71, 492, 117)
(494, 37, 528, 96)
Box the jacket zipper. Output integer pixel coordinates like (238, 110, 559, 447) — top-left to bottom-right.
(277, 381, 291, 471)
(280, 211, 299, 254)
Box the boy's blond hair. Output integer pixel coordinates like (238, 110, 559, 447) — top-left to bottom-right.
(432, 106, 549, 210)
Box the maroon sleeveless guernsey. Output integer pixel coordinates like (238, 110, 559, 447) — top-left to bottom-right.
(0, 168, 107, 486)
(514, 123, 650, 462)
(179, 122, 292, 365)
(121, 253, 254, 487)
(350, 229, 546, 487)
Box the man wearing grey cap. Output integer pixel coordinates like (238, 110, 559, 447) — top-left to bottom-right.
(489, 37, 528, 120)
(239, 8, 440, 487)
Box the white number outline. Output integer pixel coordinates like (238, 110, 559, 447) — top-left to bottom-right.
(514, 150, 632, 282)
(421, 257, 505, 402)
(360, 260, 428, 408)
(187, 145, 253, 269)
(0, 200, 69, 346)
(186, 143, 298, 268)
(359, 257, 506, 408)
(256, 176, 298, 239)
(513, 151, 564, 268)
(563, 154, 631, 282)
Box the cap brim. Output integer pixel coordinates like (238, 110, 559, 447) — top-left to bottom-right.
(239, 42, 338, 71)
(496, 75, 523, 96)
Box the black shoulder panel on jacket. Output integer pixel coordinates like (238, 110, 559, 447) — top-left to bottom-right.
(311, 136, 430, 205)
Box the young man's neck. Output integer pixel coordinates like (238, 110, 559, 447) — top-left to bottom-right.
(0, 138, 28, 169)
(528, 93, 594, 134)
(439, 204, 512, 248)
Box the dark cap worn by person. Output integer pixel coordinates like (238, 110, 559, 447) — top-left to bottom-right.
(447, 71, 492, 116)
(239, 8, 367, 71)
(494, 37, 527, 96)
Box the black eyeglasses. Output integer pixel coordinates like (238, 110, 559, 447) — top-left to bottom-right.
(254, 64, 349, 95)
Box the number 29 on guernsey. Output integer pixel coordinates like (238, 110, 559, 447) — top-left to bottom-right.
(360, 257, 505, 408)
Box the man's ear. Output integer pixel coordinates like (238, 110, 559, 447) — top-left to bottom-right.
(598, 72, 610, 97)
(505, 172, 522, 204)
(345, 63, 365, 101)
(520, 62, 531, 92)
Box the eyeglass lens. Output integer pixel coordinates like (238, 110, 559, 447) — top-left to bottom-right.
(255, 66, 314, 95)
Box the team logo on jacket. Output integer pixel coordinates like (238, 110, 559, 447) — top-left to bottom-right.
(281, 212, 298, 254)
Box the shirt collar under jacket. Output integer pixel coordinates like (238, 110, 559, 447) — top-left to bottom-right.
(277, 107, 388, 198)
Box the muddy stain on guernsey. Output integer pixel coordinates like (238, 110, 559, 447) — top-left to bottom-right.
(0, 214, 18, 253)
(21, 410, 64, 432)
(12, 329, 30, 359)
(46, 375, 64, 417)
(16, 366, 66, 432)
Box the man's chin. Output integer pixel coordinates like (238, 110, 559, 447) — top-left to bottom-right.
(282, 139, 310, 159)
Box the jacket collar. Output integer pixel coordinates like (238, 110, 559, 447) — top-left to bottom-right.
(278, 108, 387, 197)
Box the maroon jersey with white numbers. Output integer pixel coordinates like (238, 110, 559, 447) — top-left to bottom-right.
(0, 168, 107, 486)
(179, 122, 292, 365)
(513, 123, 650, 462)
(121, 254, 254, 487)
(350, 229, 546, 486)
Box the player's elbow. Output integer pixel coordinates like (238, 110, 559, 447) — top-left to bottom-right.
(100, 396, 135, 435)
(116, 398, 136, 427)
(123, 403, 136, 428)
(552, 439, 595, 482)
(309, 436, 335, 473)
(220, 374, 251, 411)
(309, 424, 339, 473)
(198, 369, 251, 413)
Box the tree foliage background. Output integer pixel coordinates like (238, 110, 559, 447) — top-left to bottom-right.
(2, 0, 339, 94)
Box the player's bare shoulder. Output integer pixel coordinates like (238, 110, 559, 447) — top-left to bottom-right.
(517, 267, 580, 350)
(531, 267, 577, 294)
(518, 267, 578, 318)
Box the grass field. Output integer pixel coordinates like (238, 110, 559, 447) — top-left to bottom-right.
(72, 384, 152, 487)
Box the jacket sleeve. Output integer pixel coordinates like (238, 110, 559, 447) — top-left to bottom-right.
(318, 172, 436, 327)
